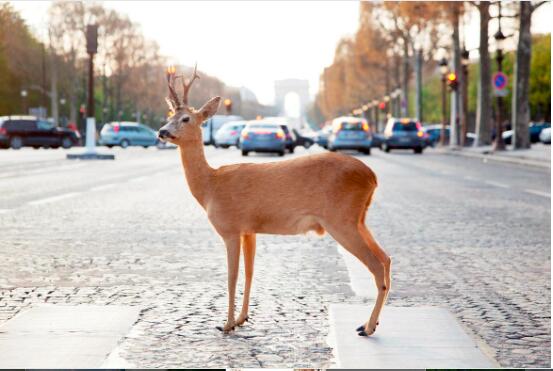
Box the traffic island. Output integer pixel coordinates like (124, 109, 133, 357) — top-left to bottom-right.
(67, 152, 115, 160)
(328, 304, 498, 368)
(0, 305, 139, 368)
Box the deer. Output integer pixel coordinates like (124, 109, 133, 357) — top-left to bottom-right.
(157, 66, 391, 336)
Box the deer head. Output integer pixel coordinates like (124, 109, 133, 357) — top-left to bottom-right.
(158, 64, 221, 144)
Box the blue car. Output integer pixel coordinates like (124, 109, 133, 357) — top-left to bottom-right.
(328, 116, 372, 155)
(382, 118, 427, 154)
(239, 121, 286, 156)
(99, 122, 158, 148)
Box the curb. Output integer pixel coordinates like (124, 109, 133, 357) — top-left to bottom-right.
(443, 149, 550, 169)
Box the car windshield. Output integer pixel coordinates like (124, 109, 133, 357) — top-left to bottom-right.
(393, 121, 419, 132)
(339, 122, 364, 131)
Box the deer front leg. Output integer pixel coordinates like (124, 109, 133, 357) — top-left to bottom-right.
(236, 233, 256, 326)
(216, 235, 241, 333)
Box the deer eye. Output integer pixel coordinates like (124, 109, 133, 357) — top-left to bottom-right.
(181, 116, 190, 123)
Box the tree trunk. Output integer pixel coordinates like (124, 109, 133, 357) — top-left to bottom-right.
(401, 38, 409, 117)
(512, 2, 532, 149)
(415, 48, 423, 122)
(475, 2, 492, 146)
(49, 52, 59, 126)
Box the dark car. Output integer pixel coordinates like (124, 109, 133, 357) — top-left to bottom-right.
(292, 129, 315, 149)
(502, 122, 551, 144)
(371, 133, 385, 149)
(424, 124, 450, 146)
(382, 118, 427, 154)
(0, 116, 81, 149)
(239, 121, 286, 156)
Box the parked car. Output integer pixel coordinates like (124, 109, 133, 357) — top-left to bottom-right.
(316, 126, 332, 149)
(292, 129, 316, 149)
(239, 121, 286, 156)
(371, 133, 385, 149)
(214, 121, 246, 148)
(424, 124, 450, 146)
(0, 116, 81, 149)
(502, 122, 551, 144)
(201, 115, 243, 145)
(99, 122, 158, 148)
(382, 118, 427, 154)
(539, 127, 551, 144)
(327, 116, 372, 154)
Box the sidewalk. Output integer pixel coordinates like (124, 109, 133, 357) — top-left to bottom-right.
(438, 143, 551, 169)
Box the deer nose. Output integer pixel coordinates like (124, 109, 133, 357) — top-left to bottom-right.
(158, 129, 170, 139)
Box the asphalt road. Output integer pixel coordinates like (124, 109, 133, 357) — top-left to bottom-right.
(0, 145, 550, 367)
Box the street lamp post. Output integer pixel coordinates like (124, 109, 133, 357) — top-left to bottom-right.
(373, 99, 380, 131)
(439, 57, 448, 146)
(384, 95, 390, 119)
(20, 89, 28, 114)
(460, 48, 470, 147)
(493, 4, 507, 151)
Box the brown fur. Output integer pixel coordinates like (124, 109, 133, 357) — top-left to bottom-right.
(159, 69, 391, 335)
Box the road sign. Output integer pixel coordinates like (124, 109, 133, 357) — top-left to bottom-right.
(494, 88, 509, 97)
(493, 72, 508, 90)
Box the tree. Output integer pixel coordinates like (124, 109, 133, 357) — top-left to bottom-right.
(472, 1, 493, 146)
(512, 1, 547, 149)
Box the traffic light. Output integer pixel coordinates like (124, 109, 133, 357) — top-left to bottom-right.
(447, 72, 458, 91)
(378, 102, 386, 111)
(224, 98, 232, 114)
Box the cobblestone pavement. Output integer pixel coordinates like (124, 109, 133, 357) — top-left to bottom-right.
(0, 146, 550, 367)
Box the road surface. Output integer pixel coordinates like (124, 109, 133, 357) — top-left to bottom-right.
(0, 145, 549, 368)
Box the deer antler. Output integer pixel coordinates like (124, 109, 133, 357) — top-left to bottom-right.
(166, 65, 181, 112)
(181, 63, 200, 106)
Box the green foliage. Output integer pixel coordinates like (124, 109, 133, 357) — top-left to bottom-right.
(530, 33, 551, 120)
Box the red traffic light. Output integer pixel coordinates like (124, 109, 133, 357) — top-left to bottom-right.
(378, 102, 386, 110)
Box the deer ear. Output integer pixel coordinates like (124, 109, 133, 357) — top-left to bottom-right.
(197, 96, 221, 121)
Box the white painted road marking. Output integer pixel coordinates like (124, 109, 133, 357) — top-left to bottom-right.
(89, 183, 117, 192)
(524, 189, 551, 198)
(27, 192, 81, 206)
(484, 180, 510, 189)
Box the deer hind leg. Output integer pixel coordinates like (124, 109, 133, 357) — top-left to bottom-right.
(325, 221, 389, 336)
(236, 233, 256, 326)
(216, 235, 240, 333)
(358, 224, 391, 305)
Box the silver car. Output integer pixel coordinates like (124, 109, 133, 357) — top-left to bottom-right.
(214, 121, 246, 148)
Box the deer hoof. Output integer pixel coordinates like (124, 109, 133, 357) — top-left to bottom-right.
(356, 325, 365, 332)
(215, 324, 235, 333)
(358, 330, 368, 336)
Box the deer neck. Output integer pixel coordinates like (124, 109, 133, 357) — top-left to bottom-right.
(177, 133, 213, 208)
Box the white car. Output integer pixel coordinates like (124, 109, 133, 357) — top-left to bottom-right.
(214, 121, 246, 148)
(201, 115, 243, 145)
(539, 127, 551, 144)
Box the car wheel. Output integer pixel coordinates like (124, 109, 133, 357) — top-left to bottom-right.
(329, 147, 336, 152)
(303, 142, 312, 149)
(61, 137, 73, 149)
(222, 145, 230, 149)
(33, 146, 40, 150)
(360, 148, 371, 155)
(120, 139, 129, 148)
(289, 146, 295, 153)
(52, 146, 60, 149)
(241, 150, 248, 156)
(143, 145, 149, 149)
(383, 143, 391, 153)
(10, 136, 22, 150)
(107, 145, 113, 149)
(278, 151, 285, 157)
(414, 147, 423, 154)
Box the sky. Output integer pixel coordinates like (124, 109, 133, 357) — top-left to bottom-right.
(9, 1, 553, 106)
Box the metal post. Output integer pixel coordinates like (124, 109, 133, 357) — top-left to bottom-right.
(494, 49, 506, 150)
(415, 49, 423, 123)
(440, 75, 447, 146)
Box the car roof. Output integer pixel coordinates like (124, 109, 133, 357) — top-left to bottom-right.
(0, 115, 38, 124)
(332, 116, 365, 124)
(108, 121, 141, 126)
(221, 120, 247, 127)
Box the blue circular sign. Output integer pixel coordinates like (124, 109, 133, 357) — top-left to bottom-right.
(493, 72, 508, 90)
